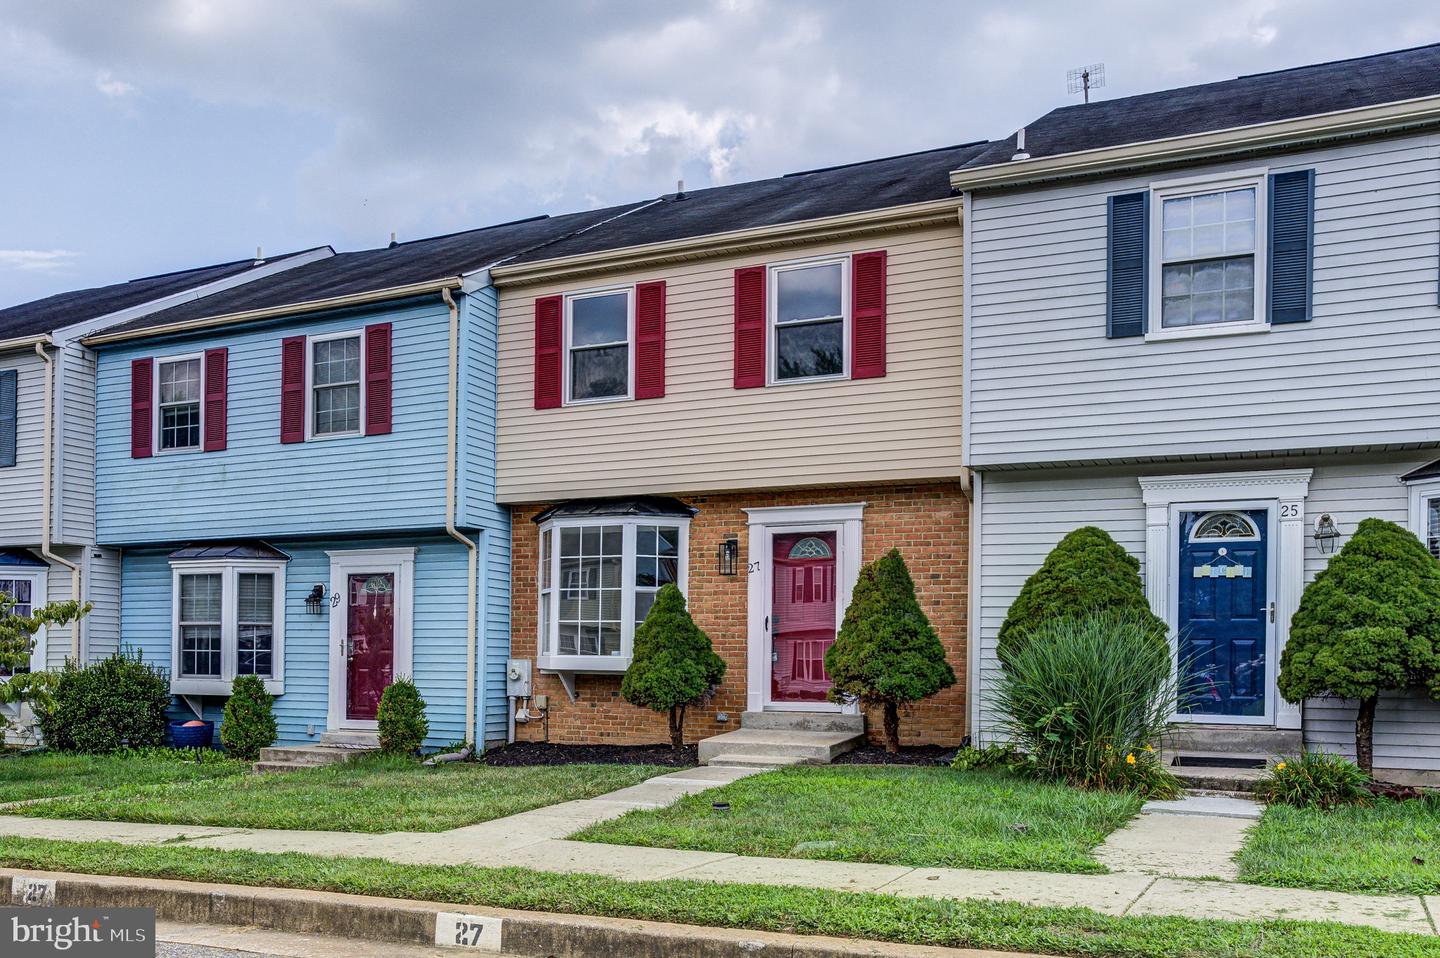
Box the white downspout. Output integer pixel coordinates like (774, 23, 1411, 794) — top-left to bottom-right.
(34, 342, 83, 659)
(441, 288, 481, 747)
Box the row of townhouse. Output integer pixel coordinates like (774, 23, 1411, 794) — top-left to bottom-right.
(2, 42, 1438, 779)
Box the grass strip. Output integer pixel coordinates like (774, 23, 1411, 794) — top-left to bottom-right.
(0, 750, 245, 804)
(0, 836, 1436, 958)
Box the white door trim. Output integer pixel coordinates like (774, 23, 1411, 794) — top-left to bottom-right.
(1138, 470, 1311, 730)
(744, 503, 865, 714)
(326, 547, 416, 732)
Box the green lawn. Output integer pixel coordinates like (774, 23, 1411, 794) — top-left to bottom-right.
(1, 837, 1436, 958)
(1238, 798, 1440, 896)
(0, 749, 245, 804)
(21, 755, 668, 832)
(574, 765, 1142, 873)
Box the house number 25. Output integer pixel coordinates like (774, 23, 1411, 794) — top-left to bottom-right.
(1279, 503, 1301, 519)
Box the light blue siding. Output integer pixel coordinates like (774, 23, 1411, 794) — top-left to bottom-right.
(96, 300, 452, 544)
(121, 534, 479, 748)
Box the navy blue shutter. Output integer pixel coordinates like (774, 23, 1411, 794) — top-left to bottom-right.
(0, 369, 16, 468)
(1268, 169, 1315, 325)
(1106, 192, 1149, 338)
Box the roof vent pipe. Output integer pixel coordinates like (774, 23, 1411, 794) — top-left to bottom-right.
(388, 231, 399, 248)
(1011, 127, 1030, 162)
(255, 246, 264, 263)
(675, 179, 686, 200)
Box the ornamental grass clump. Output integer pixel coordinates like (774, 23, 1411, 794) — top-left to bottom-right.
(1254, 752, 1371, 810)
(995, 612, 1182, 798)
(1278, 518, 1440, 773)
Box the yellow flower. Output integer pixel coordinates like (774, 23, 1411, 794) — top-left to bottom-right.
(1144, 744, 1155, 753)
(1125, 753, 1136, 765)
(1275, 761, 1287, 771)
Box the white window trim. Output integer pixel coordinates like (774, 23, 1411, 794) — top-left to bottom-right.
(1145, 169, 1269, 343)
(154, 352, 205, 455)
(305, 329, 367, 441)
(0, 569, 47, 673)
(325, 547, 415, 732)
(1405, 477, 1440, 556)
(563, 285, 635, 407)
(536, 515, 689, 673)
(767, 254, 851, 386)
(169, 558, 286, 696)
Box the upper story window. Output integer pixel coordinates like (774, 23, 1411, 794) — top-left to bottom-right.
(157, 355, 203, 452)
(770, 258, 848, 383)
(169, 544, 286, 695)
(310, 333, 362, 437)
(1158, 184, 1259, 330)
(566, 289, 632, 403)
(534, 499, 692, 673)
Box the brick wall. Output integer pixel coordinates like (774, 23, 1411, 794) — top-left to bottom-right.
(509, 481, 969, 747)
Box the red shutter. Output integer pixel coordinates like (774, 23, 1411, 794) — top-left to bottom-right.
(634, 281, 666, 400)
(851, 250, 887, 379)
(534, 295, 563, 409)
(130, 357, 153, 459)
(202, 347, 228, 452)
(280, 336, 306, 444)
(364, 322, 393, 436)
(733, 266, 766, 388)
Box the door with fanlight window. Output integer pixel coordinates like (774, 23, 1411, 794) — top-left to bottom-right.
(327, 548, 414, 731)
(768, 531, 839, 705)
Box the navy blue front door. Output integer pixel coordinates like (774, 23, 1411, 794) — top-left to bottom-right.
(1177, 510, 1269, 718)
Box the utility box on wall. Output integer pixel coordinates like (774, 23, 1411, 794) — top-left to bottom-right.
(506, 659, 532, 698)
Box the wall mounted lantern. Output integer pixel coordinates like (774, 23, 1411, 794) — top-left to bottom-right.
(305, 584, 327, 614)
(1313, 513, 1340, 554)
(717, 538, 739, 576)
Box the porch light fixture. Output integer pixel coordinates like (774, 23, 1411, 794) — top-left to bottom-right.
(305, 584, 326, 614)
(717, 538, 739, 576)
(1313, 514, 1340, 554)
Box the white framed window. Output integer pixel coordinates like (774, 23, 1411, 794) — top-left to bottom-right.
(170, 559, 285, 695)
(1148, 171, 1268, 341)
(0, 571, 46, 675)
(564, 287, 633, 404)
(537, 515, 689, 672)
(307, 331, 364, 439)
(1407, 477, 1440, 559)
(155, 353, 204, 453)
(769, 255, 850, 384)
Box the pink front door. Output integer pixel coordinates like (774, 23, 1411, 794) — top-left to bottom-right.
(770, 531, 837, 703)
(346, 573, 395, 721)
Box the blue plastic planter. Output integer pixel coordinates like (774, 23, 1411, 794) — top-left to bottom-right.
(169, 720, 215, 749)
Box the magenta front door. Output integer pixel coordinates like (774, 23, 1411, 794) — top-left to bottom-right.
(346, 572, 395, 721)
(770, 531, 838, 703)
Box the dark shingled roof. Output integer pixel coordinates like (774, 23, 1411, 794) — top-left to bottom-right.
(961, 42, 1440, 171)
(533, 496, 698, 523)
(0, 249, 325, 341)
(168, 541, 291, 561)
(1401, 460, 1440, 483)
(96, 205, 648, 339)
(507, 141, 990, 264)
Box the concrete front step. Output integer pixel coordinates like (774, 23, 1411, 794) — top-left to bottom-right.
(318, 730, 381, 748)
(1167, 753, 1270, 793)
(703, 753, 807, 769)
(739, 711, 863, 734)
(697, 728, 863, 765)
(255, 744, 378, 772)
(1166, 724, 1302, 757)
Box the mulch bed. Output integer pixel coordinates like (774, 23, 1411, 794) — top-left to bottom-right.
(483, 741, 698, 768)
(833, 745, 957, 767)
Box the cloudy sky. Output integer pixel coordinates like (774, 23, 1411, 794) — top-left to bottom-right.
(1, 0, 1436, 307)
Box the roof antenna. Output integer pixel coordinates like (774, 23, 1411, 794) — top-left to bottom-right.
(1067, 62, 1105, 104)
(1011, 128, 1030, 162)
(388, 231, 398, 248)
(675, 179, 686, 200)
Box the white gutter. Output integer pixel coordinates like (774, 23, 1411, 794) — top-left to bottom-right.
(440, 287, 481, 747)
(0, 334, 54, 353)
(33, 341, 83, 658)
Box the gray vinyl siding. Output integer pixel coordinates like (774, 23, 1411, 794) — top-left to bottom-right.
(966, 132, 1440, 468)
(976, 454, 1440, 772)
(58, 344, 97, 544)
(42, 547, 83, 669)
(0, 351, 46, 543)
(82, 546, 122, 661)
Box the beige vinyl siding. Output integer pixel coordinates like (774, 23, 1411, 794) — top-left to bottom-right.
(0, 350, 47, 543)
(495, 224, 964, 502)
(965, 132, 1440, 468)
(975, 454, 1440, 773)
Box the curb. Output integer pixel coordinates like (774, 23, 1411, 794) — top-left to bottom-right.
(1, 868, 1028, 958)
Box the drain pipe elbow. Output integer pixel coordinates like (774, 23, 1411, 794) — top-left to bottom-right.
(441, 288, 480, 749)
(34, 341, 83, 659)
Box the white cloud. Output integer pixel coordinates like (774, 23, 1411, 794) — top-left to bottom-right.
(94, 70, 137, 97)
(0, 249, 79, 273)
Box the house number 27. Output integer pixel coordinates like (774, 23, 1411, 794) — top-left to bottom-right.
(747, 561, 761, 574)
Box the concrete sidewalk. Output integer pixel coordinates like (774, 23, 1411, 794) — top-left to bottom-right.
(0, 766, 1434, 937)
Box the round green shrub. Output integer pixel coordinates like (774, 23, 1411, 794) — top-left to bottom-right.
(622, 584, 725, 748)
(377, 678, 429, 755)
(825, 548, 955, 753)
(220, 674, 277, 761)
(1255, 752, 1372, 810)
(997, 527, 1166, 667)
(38, 651, 170, 753)
(1279, 518, 1440, 773)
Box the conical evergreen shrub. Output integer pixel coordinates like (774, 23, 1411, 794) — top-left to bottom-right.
(998, 526, 1166, 667)
(378, 677, 429, 755)
(824, 549, 955, 752)
(1279, 517, 1440, 773)
(621, 584, 725, 748)
(221, 674, 277, 761)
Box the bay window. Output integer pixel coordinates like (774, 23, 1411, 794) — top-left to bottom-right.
(170, 556, 285, 695)
(536, 506, 690, 673)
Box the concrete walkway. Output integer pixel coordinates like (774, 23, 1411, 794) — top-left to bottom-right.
(0, 768, 1435, 937)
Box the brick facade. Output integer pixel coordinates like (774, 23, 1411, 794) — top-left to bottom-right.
(509, 481, 969, 747)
